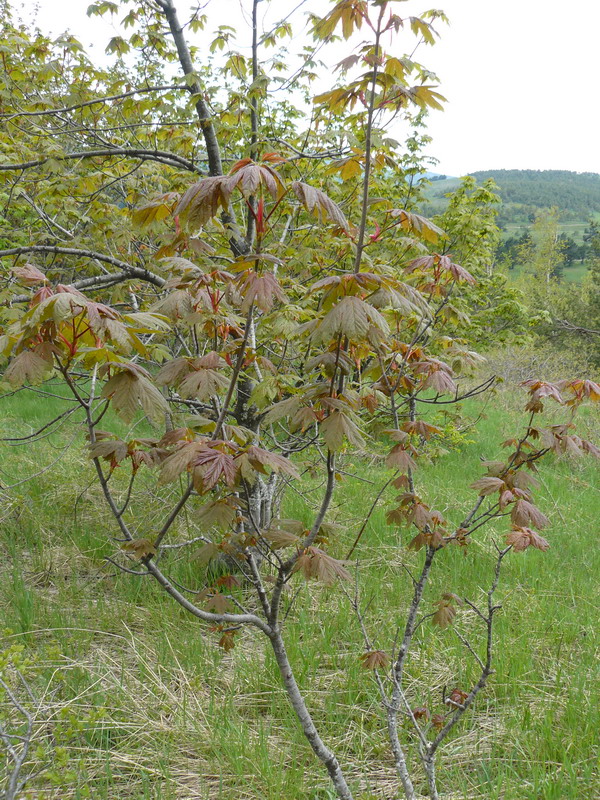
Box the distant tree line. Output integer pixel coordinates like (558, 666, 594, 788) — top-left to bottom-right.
(426, 170, 600, 224)
(496, 220, 597, 278)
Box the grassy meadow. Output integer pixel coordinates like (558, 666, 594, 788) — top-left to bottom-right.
(1, 380, 599, 800)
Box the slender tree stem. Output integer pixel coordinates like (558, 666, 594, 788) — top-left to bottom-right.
(159, 0, 223, 177)
(353, 6, 385, 273)
(268, 630, 354, 800)
(270, 451, 336, 627)
(159, 0, 247, 255)
(214, 306, 254, 439)
(386, 547, 435, 795)
(245, 0, 261, 246)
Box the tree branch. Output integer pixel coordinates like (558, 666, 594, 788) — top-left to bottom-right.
(0, 148, 200, 174)
(1, 246, 165, 294)
(0, 84, 187, 119)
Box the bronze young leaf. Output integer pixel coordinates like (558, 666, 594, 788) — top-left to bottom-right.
(291, 547, 351, 585)
(122, 538, 157, 560)
(101, 365, 169, 423)
(360, 650, 390, 670)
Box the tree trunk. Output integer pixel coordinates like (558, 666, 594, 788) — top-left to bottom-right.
(269, 630, 354, 800)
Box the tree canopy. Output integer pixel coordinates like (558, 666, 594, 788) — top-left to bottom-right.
(1, 2, 599, 799)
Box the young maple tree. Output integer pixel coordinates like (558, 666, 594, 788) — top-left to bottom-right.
(1, 1, 599, 798)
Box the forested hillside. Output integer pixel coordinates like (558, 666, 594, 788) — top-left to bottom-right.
(422, 169, 600, 224)
(471, 170, 600, 222)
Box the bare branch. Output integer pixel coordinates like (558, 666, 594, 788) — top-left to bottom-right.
(0, 84, 187, 119)
(145, 559, 272, 634)
(554, 318, 600, 337)
(428, 547, 511, 757)
(0, 148, 201, 174)
(1, 246, 165, 294)
(0, 674, 36, 800)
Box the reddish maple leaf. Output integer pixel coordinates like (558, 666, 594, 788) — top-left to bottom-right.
(193, 446, 238, 491)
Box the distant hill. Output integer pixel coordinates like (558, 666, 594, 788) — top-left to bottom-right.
(422, 169, 600, 225)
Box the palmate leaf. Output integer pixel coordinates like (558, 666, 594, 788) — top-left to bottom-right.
(12, 263, 48, 286)
(559, 378, 600, 404)
(196, 499, 240, 530)
(219, 631, 237, 651)
(101, 363, 168, 423)
(359, 650, 390, 670)
(123, 312, 172, 333)
(292, 181, 351, 232)
(432, 599, 457, 629)
(510, 500, 549, 529)
(401, 419, 443, 439)
(368, 286, 421, 316)
(122, 538, 156, 560)
(409, 16, 436, 45)
(309, 273, 383, 310)
(193, 542, 220, 565)
(306, 349, 354, 378)
(88, 437, 129, 465)
(339, 157, 362, 181)
(156, 353, 229, 401)
(4, 346, 54, 386)
(389, 208, 445, 244)
(506, 527, 550, 553)
(320, 410, 365, 452)
(226, 160, 285, 199)
(238, 271, 287, 313)
(581, 439, 600, 458)
(132, 192, 180, 228)
(421, 366, 456, 395)
(470, 476, 506, 496)
(243, 446, 300, 479)
(291, 546, 351, 585)
(407, 254, 475, 285)
(385, 444, 417, 472)
(158, 441, 206, 484)
(262, 522, 302, 549)
(151, 290, 195, 321)
(155, 357, 192, 387)
(204, 592, 232, 614)
(311, 1, 366, 41)
(101, 318, 136, 353)
(159, 256, 206, 278)
(192, 446, 238, 492)
(25, 288, 87, 326)
(313, 296, 389, 345)
(312, 86, 357, 113)
(175, 176, 231, 230)
(446, 688, 469, 708)
(262, 396, 302, 425)
(178, 369, 229, 402)
(411, 85, 446, 111)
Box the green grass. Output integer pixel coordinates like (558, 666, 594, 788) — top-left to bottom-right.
(504, 261, 590, 283)
(502, 221, 592, 245)
(1, 383, 599, 799)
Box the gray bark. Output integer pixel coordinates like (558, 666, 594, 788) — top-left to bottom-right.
(158, 0, 224, 178)
(269, 630, 354, 800)
(1, 245, 165, 292)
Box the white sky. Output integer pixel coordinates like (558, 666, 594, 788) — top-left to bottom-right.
(14, 0, 600, 177)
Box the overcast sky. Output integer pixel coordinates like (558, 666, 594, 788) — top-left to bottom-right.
(16, 0, 600, 177)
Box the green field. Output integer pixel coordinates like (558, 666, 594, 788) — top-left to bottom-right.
(1, 384, 599, 799)
(502, 221, 592, 245)
(503, 260, 590, 284)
